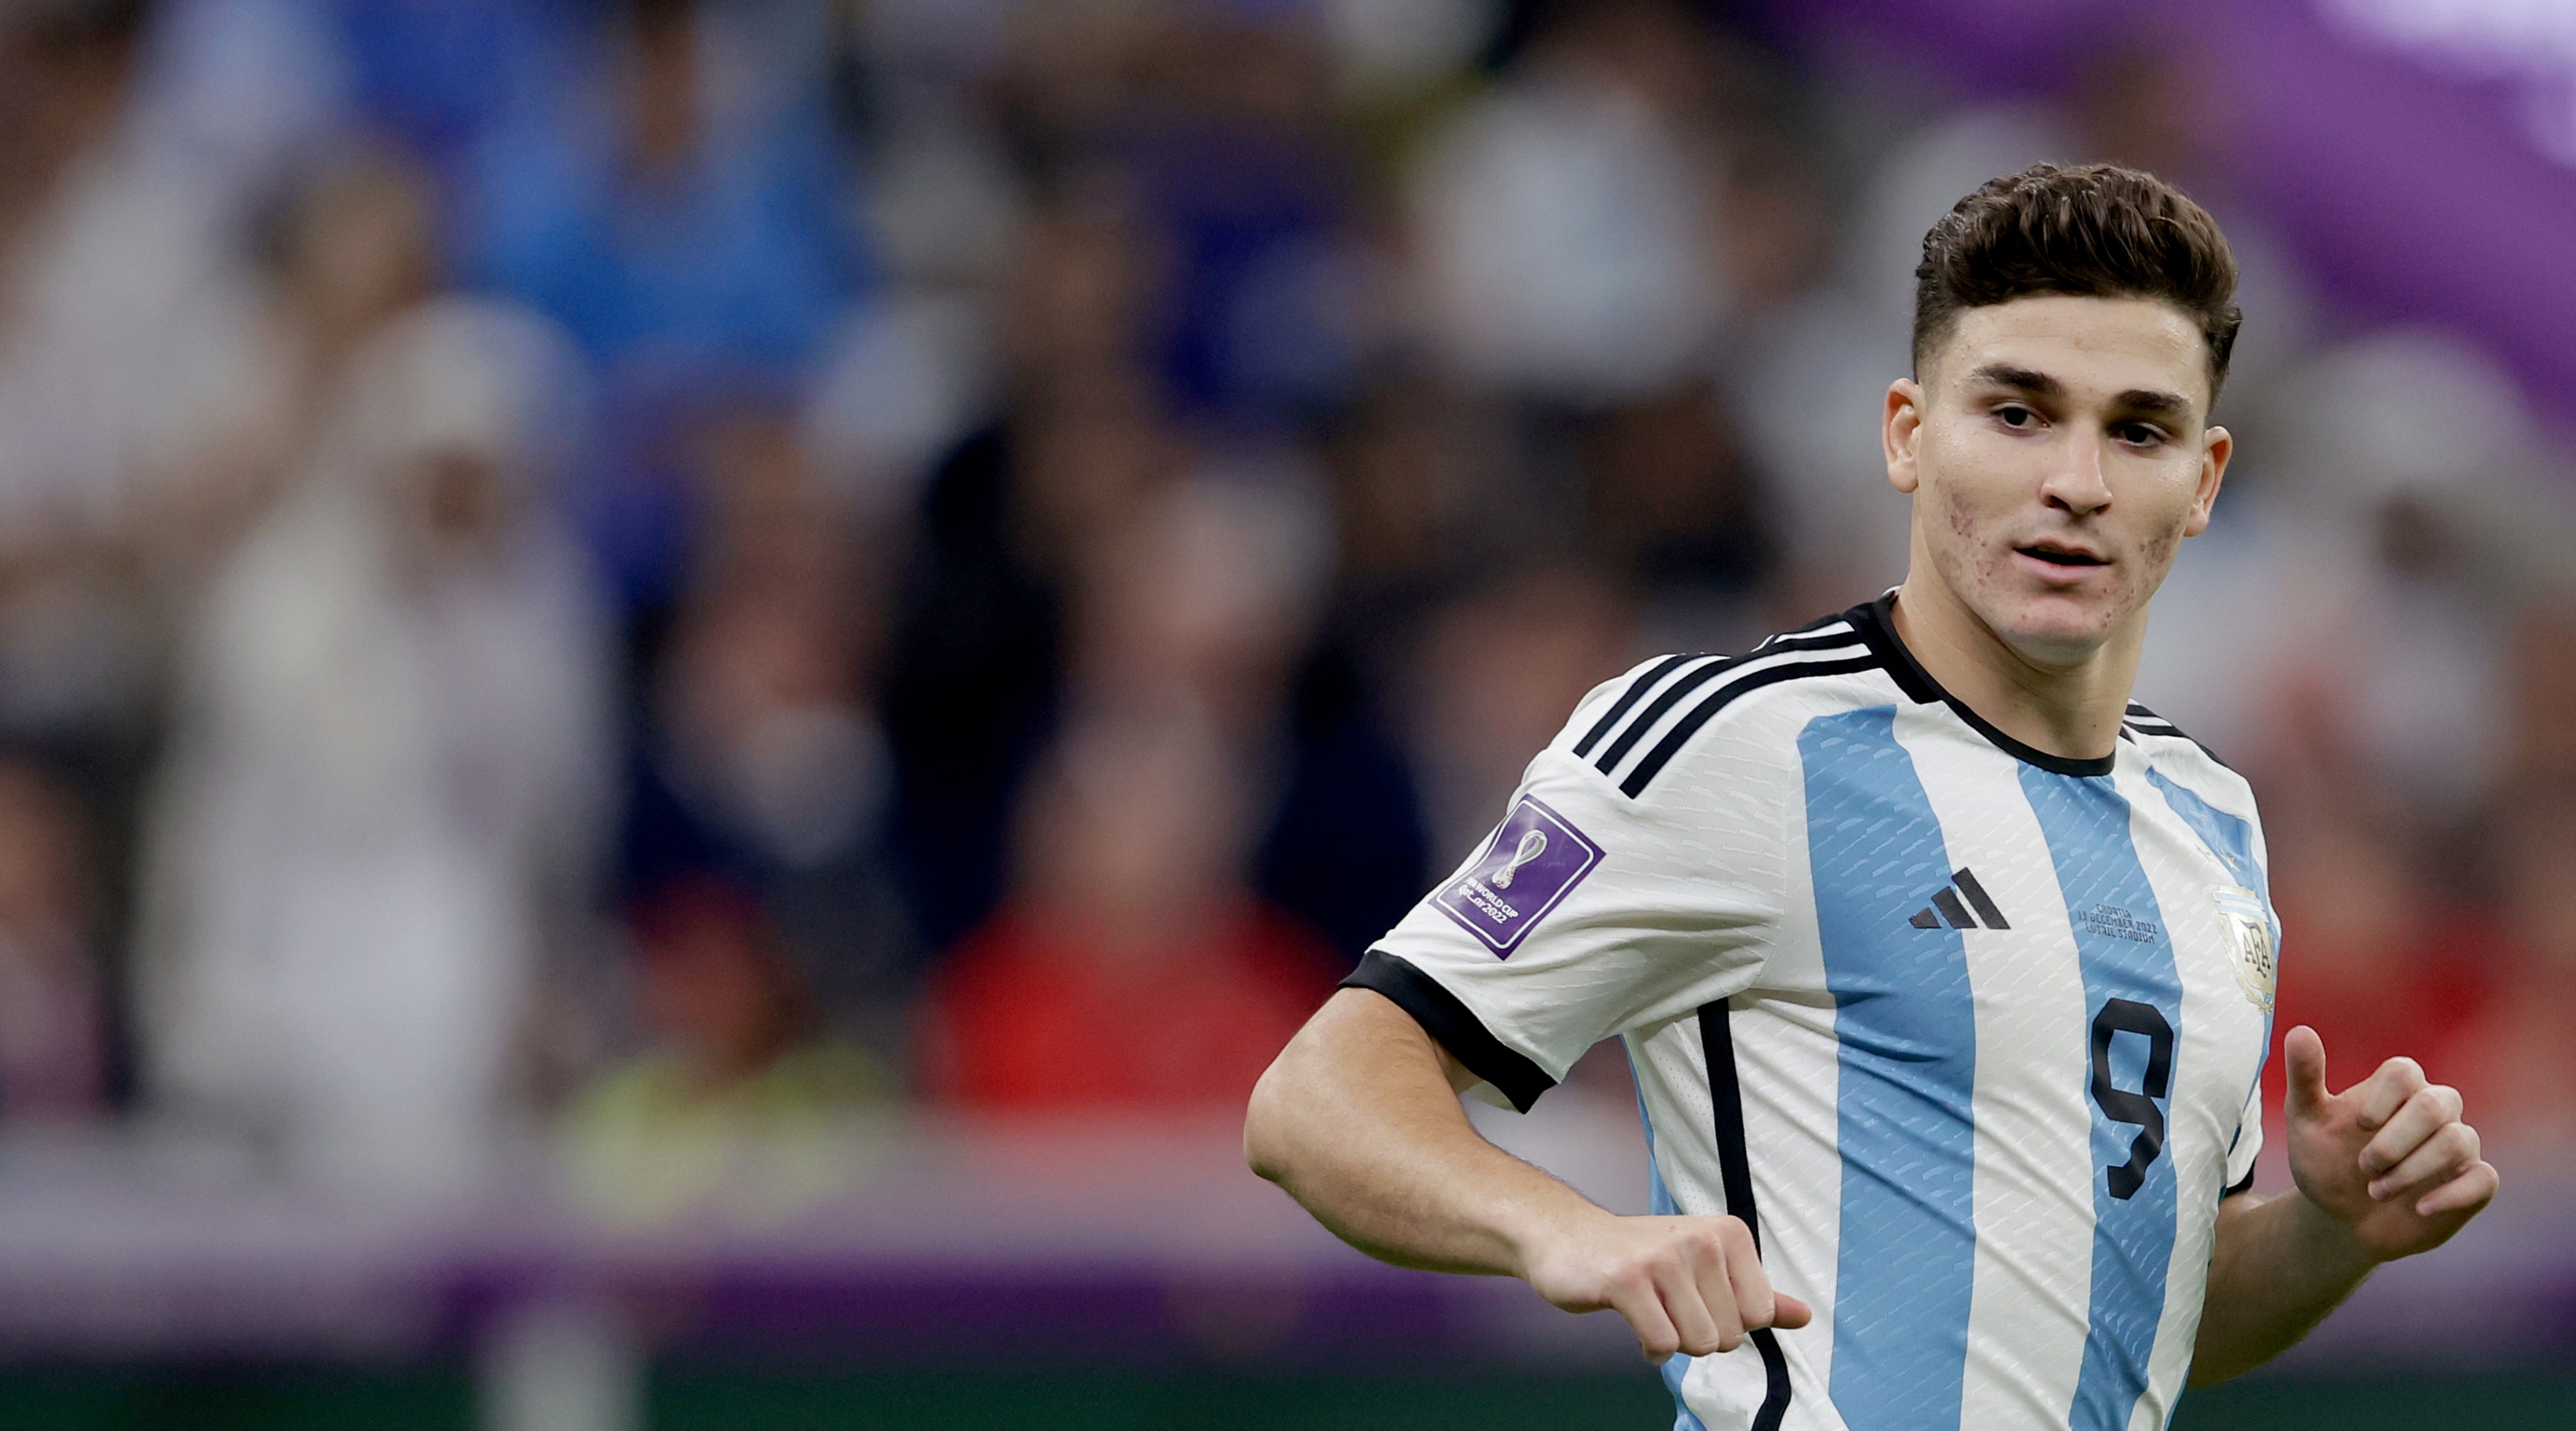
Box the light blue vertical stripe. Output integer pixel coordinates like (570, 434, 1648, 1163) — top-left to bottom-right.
(1630, 1051, 1712, 1431)
(1799, 707, 1977, 1431)
(2147, 767, 2279, 1166)
(2143, 769, 2258, 890)
(2020, 768, 2186, 1431)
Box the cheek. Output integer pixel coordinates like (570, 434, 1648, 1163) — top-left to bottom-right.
(1934, 478, 2002, 555)
(2137, 527, 2178, 570)
(1941, 483, 1973, 534)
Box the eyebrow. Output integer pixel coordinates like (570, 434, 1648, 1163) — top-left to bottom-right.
(1964, 364, 2063, 397)
(1961, 364, 2196, 422)
(2112, 388, 2195, 420)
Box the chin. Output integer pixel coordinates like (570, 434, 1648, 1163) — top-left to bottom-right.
(1983, 596, 2120, 668)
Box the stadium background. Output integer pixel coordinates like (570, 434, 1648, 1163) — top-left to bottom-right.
(0, 0, 2568, 1425)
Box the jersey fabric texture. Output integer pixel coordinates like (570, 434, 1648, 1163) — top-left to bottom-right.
(1345, 595, 2278, 1431)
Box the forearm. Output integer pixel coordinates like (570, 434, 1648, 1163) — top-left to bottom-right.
(2189, 1189, 2378, 1386)
(1244, 989, 1606, 1278)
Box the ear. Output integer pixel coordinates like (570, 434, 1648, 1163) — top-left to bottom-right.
(1885, 378, 1925, 495)
(2183, 425, 2231, 537)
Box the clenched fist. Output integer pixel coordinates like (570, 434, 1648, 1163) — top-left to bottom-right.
(1517, 1210, 1814, 1362)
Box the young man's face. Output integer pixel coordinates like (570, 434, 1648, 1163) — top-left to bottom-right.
(1884, 294, 2231, 668)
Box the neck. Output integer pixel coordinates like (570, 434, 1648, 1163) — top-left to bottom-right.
(1887, 575, 2142, 763)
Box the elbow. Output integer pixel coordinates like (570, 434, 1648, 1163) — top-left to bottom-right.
(1243, 1054, 1296, 1186)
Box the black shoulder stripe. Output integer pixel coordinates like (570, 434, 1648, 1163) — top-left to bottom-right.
(2224, 1166, 2256, 1198)
(1619, 653, 1880, 797)
(1596, 637, 1867, 778)
(1585, 631, 1864, 775)
(1750, 625, 1860, 656)
(1591, 655, 1743, 775)
(2122, 700, 2234, 768)
(1572, 654, 1696, 759)
(1340, 950, 1555, 1112)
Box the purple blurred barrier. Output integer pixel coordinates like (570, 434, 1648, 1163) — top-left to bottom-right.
(1770, 0, 2576, 426)
(0, 1122, 2566, 1371)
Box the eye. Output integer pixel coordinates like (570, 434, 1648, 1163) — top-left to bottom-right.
(2116, 422, 2167, 448)
(1995, 404, 2039, 429)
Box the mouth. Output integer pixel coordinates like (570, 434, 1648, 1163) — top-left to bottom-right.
(2014, 542, 2110, 569)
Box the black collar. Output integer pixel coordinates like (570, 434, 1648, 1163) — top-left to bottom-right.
(1845, 593, 2117, 778)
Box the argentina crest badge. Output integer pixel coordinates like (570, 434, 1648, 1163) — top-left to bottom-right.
(2212, 885, 2276, 1013)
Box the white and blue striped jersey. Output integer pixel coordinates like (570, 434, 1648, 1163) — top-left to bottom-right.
(1347, 595, 2279, 1431)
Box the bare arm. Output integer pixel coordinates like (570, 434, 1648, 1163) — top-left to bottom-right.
(1245, 988, 1810, 1359)
(2191, 1026, 2498, 1386)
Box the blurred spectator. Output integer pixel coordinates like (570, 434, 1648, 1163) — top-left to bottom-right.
(1406, 0, 1731, 403)
(136, 298, 612, 1187)
(620, 404, 920, 1068)
(2444, 787, 2576, 1147)
(324, 0, 579, 189)
(463, 0, 864, 617)
(565, 874, 886, 1225)
(1578, 378, 1775, 653)
(1408, 563, 1635, 862)
(140, 144, 441, 590)
(1062, 466, 1331, 736)
(462, 0, 860, 389)
(2263, 817, 2488, 1131)
(0, 0, 268, 777)
(0, 0, 272, 551)
(1126, 6, 1369, 429)
(0, 754, 106, 1123)
(917, 711, 1338, 1114)
(1320, 367, 1491, 616)
(1060, 466, 1423, 968)
(2219, 333, 2563, 827)
(880, 198, 1174, 951)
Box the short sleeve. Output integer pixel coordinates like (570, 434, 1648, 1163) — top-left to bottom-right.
(2222, 1077, 2264, 1194)
(1343, 685, 1791, 1110)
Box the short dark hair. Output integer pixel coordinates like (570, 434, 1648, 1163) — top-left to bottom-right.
(1913, 162, 2242, 405)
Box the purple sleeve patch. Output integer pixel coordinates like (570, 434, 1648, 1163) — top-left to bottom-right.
(1431, 796, 1605, 957)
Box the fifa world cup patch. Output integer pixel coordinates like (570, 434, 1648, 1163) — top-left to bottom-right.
(2213, 885, 2275, 1012)
(1433, 796, 1603, 957)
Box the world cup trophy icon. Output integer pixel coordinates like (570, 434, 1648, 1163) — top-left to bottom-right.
(1490, 829, 1549, 889)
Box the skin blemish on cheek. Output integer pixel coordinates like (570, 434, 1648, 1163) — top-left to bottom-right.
(1942, 485, 1977, 537)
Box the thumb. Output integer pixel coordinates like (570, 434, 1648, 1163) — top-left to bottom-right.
(1769, 1292, 1814, 1331)
(2283, 1024, 2329, 1117)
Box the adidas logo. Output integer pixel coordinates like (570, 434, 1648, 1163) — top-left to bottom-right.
(1909, 868, 2011, 930)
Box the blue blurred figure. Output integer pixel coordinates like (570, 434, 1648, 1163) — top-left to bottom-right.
(450, 0, 867, 612)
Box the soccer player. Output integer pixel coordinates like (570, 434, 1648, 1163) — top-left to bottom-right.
(1243, 163, 2498, 1430)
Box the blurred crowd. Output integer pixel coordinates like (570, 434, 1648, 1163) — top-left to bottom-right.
(2, 0, 2573, 1205)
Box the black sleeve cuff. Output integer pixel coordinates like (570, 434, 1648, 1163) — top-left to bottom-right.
(1341, 950, 1556, 1113)
(2222, 1167, 2256, 1198)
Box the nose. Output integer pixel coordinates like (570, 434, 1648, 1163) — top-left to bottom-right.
(2041, 428, 2115, 516)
